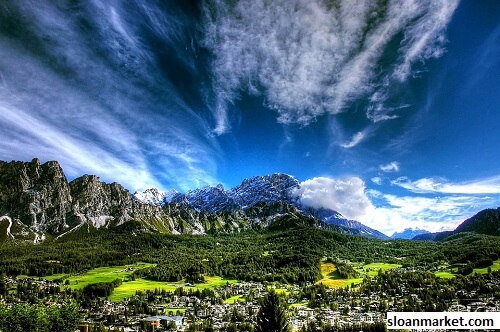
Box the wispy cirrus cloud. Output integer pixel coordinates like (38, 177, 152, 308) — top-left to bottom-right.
(202, 0, 459, 132)
(380, 161, 400, 172)
(340, 132, 367, 149)
(392, 176, 500, 194)
(0, 0, 219, 191)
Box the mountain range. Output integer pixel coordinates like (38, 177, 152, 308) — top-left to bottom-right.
(1, 158, 498, 244)
(0, 158, 388, 242)
(133, 174, 388, 239)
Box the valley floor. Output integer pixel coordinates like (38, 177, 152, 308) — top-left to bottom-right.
(3, 260, 500, 331)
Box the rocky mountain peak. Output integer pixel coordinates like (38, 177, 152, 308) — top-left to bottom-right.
(0, 158, 72, 234)
(229, 173, 299, 209)
(69, 175, 135, 225)
(174, 184, 236, 212)
(164, 173, 300, 212)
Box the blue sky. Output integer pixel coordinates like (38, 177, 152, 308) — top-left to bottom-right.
(0, 0, 499, 235)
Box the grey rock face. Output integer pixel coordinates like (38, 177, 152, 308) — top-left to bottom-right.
(0, 158, 73, 233)
(169, 173, 300, 212)
(0, 159, 218, 239)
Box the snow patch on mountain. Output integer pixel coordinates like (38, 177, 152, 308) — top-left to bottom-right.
(134, 188, 181, 206)
(170, 173, 300, 212)
(56, 222, 85, 239)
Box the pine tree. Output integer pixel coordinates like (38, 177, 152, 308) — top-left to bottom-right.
(255, 290, 290, 332)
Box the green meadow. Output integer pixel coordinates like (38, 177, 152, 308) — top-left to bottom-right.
(315, 258, 500, 287)
(354, 262, 401, 276)
(434, 271, 456, 279)
(109, 279, 178, 302)
(44, 263, 237, 302)
(434, 259, 500, 279)
(224, 295, 245, 304)
(110, 275, 237, 302)
(473, 259, 500, 274)
(45, 263, 155, 289)
(164, 308, 187, 315)
(316, 261, 401, 288)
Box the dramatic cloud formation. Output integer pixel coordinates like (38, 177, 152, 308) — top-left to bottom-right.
(1, 0, 497, 235)
(202, 0, 459, 130)
(392, 176, 500, 194)
(0, 0, 219, 191)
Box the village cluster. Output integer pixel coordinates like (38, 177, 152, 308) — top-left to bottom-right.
(1, 268, 499, 331)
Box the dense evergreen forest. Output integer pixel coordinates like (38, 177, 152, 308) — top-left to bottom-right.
(1, 221, 500, 284)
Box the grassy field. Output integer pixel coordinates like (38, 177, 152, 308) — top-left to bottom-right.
(43, 264, 237, 302)
(271, 287, 290, 295)
(435, 271, 456, 279)
(164, 308, 187, 315)
(316, 261, 401, 288)
(45, 263, 155, 289)
(109, 278, 179, 302)
(194, 276, 237, 289)
(473, 259, 500, 274)
(434, 259, 500, 279)
(354, 262, 401, 276)
(316, 262, 346, 288)
(224, 295, 244, 304)
(110, 276, 238, 302)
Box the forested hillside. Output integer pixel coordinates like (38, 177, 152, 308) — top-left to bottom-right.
(1, 220, 499, 285)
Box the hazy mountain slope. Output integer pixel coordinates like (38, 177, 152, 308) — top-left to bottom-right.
(302, 207, 389, 239)
(413, 208, 500, 241)
(454, 208, 500, 236)
(391, 228, 430, 240)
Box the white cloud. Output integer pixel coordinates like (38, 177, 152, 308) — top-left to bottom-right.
(213, 99, 230, 136)
(364, 194, 497, 234)
(371, 177, 383, 185)
(392, 176, 500, 194)
(380, 162, 400, 172)
(340, 131, 366, 149)
(202, 0, 459, 129)
(294, 175, 500, 235)
(293, 177, 373, 221)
